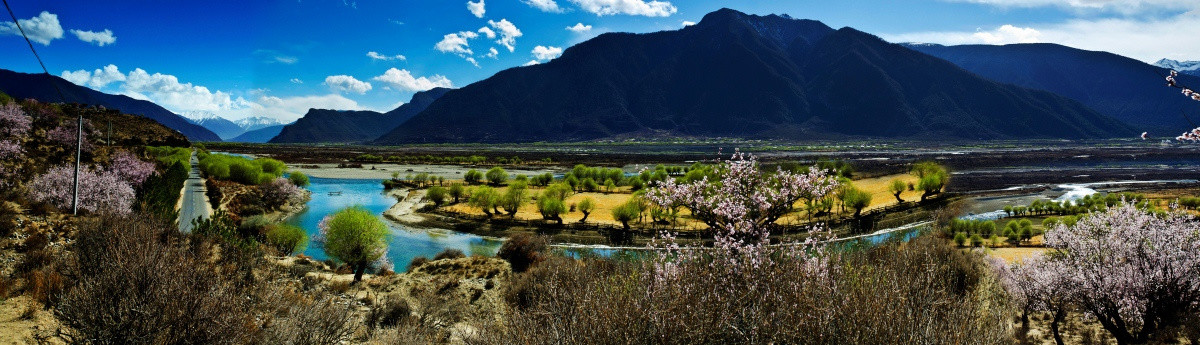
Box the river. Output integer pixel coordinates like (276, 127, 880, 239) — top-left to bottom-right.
(285, 177, 503, 270)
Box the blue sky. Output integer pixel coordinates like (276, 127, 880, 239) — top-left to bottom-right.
(1, 0, 1197, 122)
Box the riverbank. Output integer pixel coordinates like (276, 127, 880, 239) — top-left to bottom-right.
(288, 163, 558, 180)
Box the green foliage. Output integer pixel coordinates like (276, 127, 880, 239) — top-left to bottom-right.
(628, 176, 645, 191)
(320, 206, 389, 282)
(604, 179, 617, 193)
(146, 146, 192, 167)
(911, 162, 949, 201)
(288, 171, 310, 187)
(427, 186, 447, 206)
(530, 172, 554, 187)
(888, 178, 906, 202)
(448, 184, 465, 203)
(544, 182, 573, 201)
(840, 185, 872, 217)
(264, 224, 308, 256)
(564, 175, 580, 191)
(577, 197, 595, 223)
(486, 167, 508, 186)
(953, 232, 968, 247)
(969, 234, 984, 247)
(463, 169, 483, 185)
(611, 199, 642, 229)
(499, 182, 528, 216)
(536, 194, 567, 223)
(469, 186, 500, 217)
(581, 178, 599, 192)
(199, 153, 283, 185)
(136, 160, 189, 221)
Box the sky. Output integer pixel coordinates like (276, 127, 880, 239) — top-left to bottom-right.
(1, 0, 1197, 123)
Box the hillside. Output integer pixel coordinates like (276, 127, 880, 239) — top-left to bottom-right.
(373, 8, 1132, 144)
(229, 124, 286, 143)
(907, 43, 1200, 134)
(271, 87, 449, 143)
(0, 69, 221, 142)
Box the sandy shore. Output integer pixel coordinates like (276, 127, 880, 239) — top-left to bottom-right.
(289, 163, 560, 180)
(384, 188, 428, 224)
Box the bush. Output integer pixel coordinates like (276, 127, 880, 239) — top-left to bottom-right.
(486, 167, 508, 186)
(448, 184, 465, 203)
(953, 232, 968, 246)
(497, 233, 546, 273)
(433, 248, 466, 261)
(288, 171, 310, 187)
(536, 195, 566, 224)
(464, 169, 483, 185)
(265, 224, 309, 256)
(408, 256, 430, 272)
(577, 197, 595, 223)
(427, 186, 447, 206)
(317, 206, 390, 282)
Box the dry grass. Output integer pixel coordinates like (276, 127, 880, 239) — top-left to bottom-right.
(988, 247, 1052, 264)
(441, 173, 919, 231)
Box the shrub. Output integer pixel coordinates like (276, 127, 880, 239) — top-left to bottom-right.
(499, 182, 527, 216)
(265, 224, 309, 256)
(317, 206, 390, 282)
(366, 298, 413, 329)
(28, 165, 134, 215)
(486, 167, 508, 186)
(448, 184, 465, 203)
(536, 194, 566, 224)
(611, 200, 642, 230)
(581, 178, 598, 192)
(470, 186, 500, 217)
(433, 248, 466, 261)
(288, 171, 310, 187)
(427, 186, 447, 206)
(261, 177, 304, 210)
(464, 169, 483, 185)
(408, 256, 430, 272)
(497, 233, 546, 273)
(953, 232, 968, 246)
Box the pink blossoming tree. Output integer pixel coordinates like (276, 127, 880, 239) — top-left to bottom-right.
(107, 150, 156, 186)
(28, 165, 135, 215)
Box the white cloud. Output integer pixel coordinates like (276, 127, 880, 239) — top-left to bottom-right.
(478, 26, 496, 39)
(435, 31, 477, 55)
(255, 50, 299, 64)
(467, 0, 486, 18)
(323, 75, 373, 94)
(251, 94, 366, 122)
(0, 11, 64, 45)
(566, 23, 593, 32)
(371, 68, 453, 92)
(120, 68, 247, 114)
(290, 78, 303, 84)
(465, 57, 480, 67)
(70, 29, 116, 46)
(488, 19, 523, 52)
(569, 0, 676, 17)
(367, 51, 406, 61)
(531, 45, 563, 61)
(682, 20, 696, 27)
(60, 64, 127, 88)
(883, 11, 1200, 62)
(275, 56, 298, 64)
(524, 0, 563, 12)
(484, 47, 499, 58)
(943, 0, 1200, 13)
(523, 60, 540, 66)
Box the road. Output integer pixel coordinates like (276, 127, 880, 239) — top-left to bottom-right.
(178, 150, 211, 233)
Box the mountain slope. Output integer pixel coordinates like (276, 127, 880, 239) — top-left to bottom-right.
(184, 111, 244, 140)
(375, 9, 1131, 144)
(906, 44, 1200, 134)
(229, 124, 286, 143)
(0, 69, 221, 141)
(271, 87, 450, 143)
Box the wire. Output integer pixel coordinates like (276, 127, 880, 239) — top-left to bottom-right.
(2, 0, 67, 103)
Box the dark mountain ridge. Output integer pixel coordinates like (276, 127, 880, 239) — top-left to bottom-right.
(905, 43, 1200, 135)
(373, 8, 1132, 144)
(269, 87, 450, 143)
(0, 69, 221, 141)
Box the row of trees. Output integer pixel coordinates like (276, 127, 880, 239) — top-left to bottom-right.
(198, 153, 288, 185)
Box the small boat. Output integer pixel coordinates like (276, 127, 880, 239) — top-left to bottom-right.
(328, 191, 343, 196)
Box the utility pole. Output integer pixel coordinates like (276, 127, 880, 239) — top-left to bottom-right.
(72, 114, 81, 215)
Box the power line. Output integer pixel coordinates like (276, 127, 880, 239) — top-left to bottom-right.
(3, 0, 82, 215)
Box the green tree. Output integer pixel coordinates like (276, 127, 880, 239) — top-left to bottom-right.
(612, 200, 642, 231)
(427, 186, 447, 206)
(288, 171, 310, 187)
(841, 186, 872, 217)
(564, 175, 580, 191)
(604, 179, 617, 193)
(628, 176, 645, 191)
(544, 182, 573, 201)
(469, 186, 500, 217)
(486, 167, 508, 186)
(953, 232, 968, 247)
(888, 178, 906, 203)
(536, 193, 567, 224)
(464, 169, 483, 185)
(318, 206, 389, 282)
(499, 182, 528, 216)
(448, 184, 465, 204)
(264, 224, 308, 256)
(581, 178, 599, 192)
(911, 162, 949, 201)
(577, 197, 595, 223)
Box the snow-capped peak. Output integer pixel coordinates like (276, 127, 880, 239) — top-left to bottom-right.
(181, 111, 222, 123)
(234, 116, 285, 131)
(1154, 58, 1200, 76)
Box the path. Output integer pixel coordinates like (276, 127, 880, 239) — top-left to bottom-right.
(178, 150, 211, 233)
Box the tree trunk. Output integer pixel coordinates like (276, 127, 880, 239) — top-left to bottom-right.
(353, 265, 366, 283)
(1051, 308, 1066, 345)
(580, 212, 590, 223)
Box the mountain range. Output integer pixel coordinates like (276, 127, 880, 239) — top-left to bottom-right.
(373, 9, 1131, 144)
(270, 87, 450, 143)
(1155, 59, 1200, 76)
(906, 43, 1200, 134)
(0, 69, 221, 141)
(182, 112, 289, 142)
